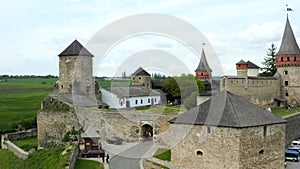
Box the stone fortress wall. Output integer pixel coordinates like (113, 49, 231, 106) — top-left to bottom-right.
(220, 77, 280, 107)
(38, 95, 177, 148)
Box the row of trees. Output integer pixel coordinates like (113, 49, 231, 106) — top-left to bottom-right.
(0, 75, 58, 79)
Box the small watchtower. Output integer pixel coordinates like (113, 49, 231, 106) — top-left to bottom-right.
(195, 49, 212, 80)
(236, 60, 248, 78)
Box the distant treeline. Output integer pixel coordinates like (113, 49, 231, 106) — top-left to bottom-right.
(0, 75, 58, 79)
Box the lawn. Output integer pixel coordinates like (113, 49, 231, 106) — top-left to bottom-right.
(0, 148, 69, 169)
(0, 78, 55, 134)
(74, 159, 104, 169)
(271, 107, 299, 117)
(134, 104, 185, 114)
(153, 148, 171, 161)
(96, 78, 130, 87)
(11, 136, 38, 152)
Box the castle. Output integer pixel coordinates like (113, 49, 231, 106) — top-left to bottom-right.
(36, 15, 293, 169)
(197, 16, 300, 108)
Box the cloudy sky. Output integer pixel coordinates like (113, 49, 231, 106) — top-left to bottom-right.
(1, 0, 299, 77)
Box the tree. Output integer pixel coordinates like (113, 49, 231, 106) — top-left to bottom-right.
(260, 43, 277, 76)
(162, 74, 205, 106)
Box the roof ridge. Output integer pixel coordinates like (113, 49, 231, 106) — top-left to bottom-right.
(58, 40, 94, 57)
(226, 92, 241, 127)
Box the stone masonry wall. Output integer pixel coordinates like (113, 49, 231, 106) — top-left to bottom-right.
(220, 77, 279, 107)
(285, 113, 300, 146)
(37, 110, 80, 148)
(278, 67, 300, 106)
(171, 123, 286, 169)
(75, 108, 176, 142)
(239, 124, 286, 169)
(38, 104, 176, 148)
(171, 125, 240, 169)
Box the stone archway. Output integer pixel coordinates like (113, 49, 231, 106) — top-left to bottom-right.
(141, 124, 153, 138)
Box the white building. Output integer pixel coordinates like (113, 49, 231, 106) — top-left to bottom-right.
(100, 86, 161, 109)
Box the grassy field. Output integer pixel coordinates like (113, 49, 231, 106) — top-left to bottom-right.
(0, 78, 56, 133)
(11, 136, 38, 152)
(74, 159, 104, 169)
(0, 148, 69, 169)
(272, 107, 299, 117)
(153, 148, 171, 161)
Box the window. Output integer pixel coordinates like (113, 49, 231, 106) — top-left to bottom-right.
(281, 57, 283, 62)
(196, 150, 203, 156)
(141, 99, 143, 104)
(155, 98, 157, 103)
(207, 127, 211, 133)
(61, 85, 63, 89)
(259, 149, 264, 155)
(285, 71, 288, 75)
(135, 100, 138, 104)
(139, 77, 141, 80)
(287, 57, 290, 61)
(120, 101, 123, 106)
(294, 57, 297, 61)
(263, 126, 267, 137)
(148, 98, 150, 103)
(286, 92, 289, 96)
(133, 77, 135, 80)
(285, 81, 288, 86)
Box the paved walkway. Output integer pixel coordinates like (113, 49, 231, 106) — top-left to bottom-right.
(109, 140, 153, 169)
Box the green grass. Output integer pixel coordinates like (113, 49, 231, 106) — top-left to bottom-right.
(153, 148, 171, 161)
(134, 105, 185, 114)
(145, 160, 170, 169)
(74, 159, 104, 169)
(97, 79, 130, 87)
(11, 136, 38, 152)
(0, 148, 69, 169)
(272, 107, 299, 117)
(0, 78, 55, 133)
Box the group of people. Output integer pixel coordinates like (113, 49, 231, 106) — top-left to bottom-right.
(101, 153, 109, 163)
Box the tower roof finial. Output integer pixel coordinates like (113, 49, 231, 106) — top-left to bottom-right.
(276, 14, 300, 56)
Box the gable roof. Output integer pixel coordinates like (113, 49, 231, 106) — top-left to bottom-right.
(132, 67, 151, 76)
(276, 16, 300, 56)
(102, 86, 160, 97)
(170, 91, 285, 128)
(236, 60, 247, 65)
(195, 49, 212, 72)
(246, 61, 260, 69)
(81, 126, 101, 138)
(58, 40, 94, 57)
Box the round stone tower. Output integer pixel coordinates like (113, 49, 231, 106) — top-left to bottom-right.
(276, 16, 300, 105)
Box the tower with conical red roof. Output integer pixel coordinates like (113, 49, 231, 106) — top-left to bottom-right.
(195, 49, 212, 80)
(276, 16, 300, 105)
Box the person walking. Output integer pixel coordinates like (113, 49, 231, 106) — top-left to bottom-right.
(106, 154, 110, 163)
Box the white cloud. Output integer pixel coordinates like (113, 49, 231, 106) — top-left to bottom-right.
(1, 0, 300, 76)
